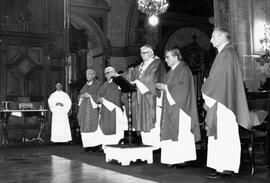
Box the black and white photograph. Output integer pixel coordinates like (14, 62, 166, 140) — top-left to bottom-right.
(0, 0, 269, 182)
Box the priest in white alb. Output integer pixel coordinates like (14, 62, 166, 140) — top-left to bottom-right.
(97, 67, 127, 148)
(77, 69, 102, 150)
(124, 44, 165, 149)
(48, 82, 72, 143)
(202, 27, 251, 178)
(156, 48, 201, 166)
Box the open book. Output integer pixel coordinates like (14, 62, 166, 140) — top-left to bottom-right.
(112, 75, 136, 93)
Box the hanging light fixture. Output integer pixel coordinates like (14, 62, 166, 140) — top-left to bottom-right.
(137, 0, 169, 26)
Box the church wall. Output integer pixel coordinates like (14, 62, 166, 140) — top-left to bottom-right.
(0, 0, 67, 143)
(106, 0, 132, 48)
(229, 0, 255, 90)
(105, 0, 138, 71)
(214, 0, 270, 91)
(70, 0, 111, 83)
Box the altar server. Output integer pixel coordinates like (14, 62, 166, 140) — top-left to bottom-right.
(48, 82, 72, 143)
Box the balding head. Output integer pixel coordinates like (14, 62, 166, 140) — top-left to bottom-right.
(104, 66, 116, 73)
(86, 69, 96, 81)
(210, 27, 230, 48)
(104, 66, 116, 81)
(214, 27, 230, 40)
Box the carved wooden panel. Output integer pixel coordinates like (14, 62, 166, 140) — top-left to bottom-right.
(50, 58, 63, 68)
(16, 56, 35, 75)
(6, 71, 21, 96)
(28, 47, 42, 64)
(0, 0, 66, 145)
(2, 0, 48, 33)
(27, 71, 43, 97)
(27, 0, 47, 33)
(48, 0, 64, 32)
(7, 45, 22, 64)
(51, 70, 63, 91)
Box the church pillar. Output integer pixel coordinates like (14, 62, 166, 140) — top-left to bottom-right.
(213, 0, 257, 91)
(213, 0, 230, 29)
(229, 0, 255, 91)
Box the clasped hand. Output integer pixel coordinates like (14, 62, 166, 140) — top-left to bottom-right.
(81, 93, 91, 98)
(97, 97, 103, 104)
(156, 83, 166, 90)
(56, 102, 64, 107)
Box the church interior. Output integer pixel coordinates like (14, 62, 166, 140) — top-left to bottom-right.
(0, 0, 270, 182)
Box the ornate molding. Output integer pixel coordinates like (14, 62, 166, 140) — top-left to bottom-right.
(71, 0, 110, 11)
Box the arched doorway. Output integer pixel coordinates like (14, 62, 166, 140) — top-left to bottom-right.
(68, 9, 110, 120)
(70, 13, 109, 82)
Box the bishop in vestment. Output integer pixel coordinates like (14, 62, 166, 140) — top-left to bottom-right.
(77, 69, 102, 148)
(125, 44, 165, 149)
(48, 82, 72, 143)
(202, 27, 251, 178)
(97, 67, 127, 147)
(156, 48, 200, 165)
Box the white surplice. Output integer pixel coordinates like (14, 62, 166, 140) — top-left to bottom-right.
(48, 91, 72, 143)
(161, 109, 196, 165)
(140, 96, 162, 150)
(160, 89, 196, 165)
(203, 93, 241, 173)
(101, 98, 127, 148)
(81, 98, 127, 148)
(80, 95, 102, 148)
(81, 127, 104, 148)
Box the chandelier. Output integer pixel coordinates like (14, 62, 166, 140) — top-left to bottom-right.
(259, 24, 270, 64)
(137, 0, 169, 26)
(137, 0, 169, 17)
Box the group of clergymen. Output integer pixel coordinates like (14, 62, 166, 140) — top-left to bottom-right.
(48, 27, 252, 179)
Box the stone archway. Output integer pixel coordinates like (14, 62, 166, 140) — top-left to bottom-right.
(165, 27, 211, 51)
(125, 0, 159, 56)
(70, 12, 109, 82)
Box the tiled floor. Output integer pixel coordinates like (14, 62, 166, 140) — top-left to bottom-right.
(0, 154, 156, 183)
(0, 144, 269, 183)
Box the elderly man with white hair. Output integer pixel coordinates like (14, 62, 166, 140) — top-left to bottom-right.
(77, 68, 102, 151)
(97, 66, 127, 147)
(202, 27, 250, 178)
(125, 44, 165, 149)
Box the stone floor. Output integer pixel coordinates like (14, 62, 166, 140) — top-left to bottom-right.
(0, 144, 269, 183)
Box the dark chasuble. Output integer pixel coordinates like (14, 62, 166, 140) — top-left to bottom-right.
(161, 62, 201, 142)
(77, 80, 102, 133)
(125, 58, 165, 132)
(98, 81, 122, 135)
(202, 44, 251, 139)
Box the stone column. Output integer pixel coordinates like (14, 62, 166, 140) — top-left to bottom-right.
(213, 0, 256, 91)
(213, 0, 230, 29)
(229, 0, 255, 91)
